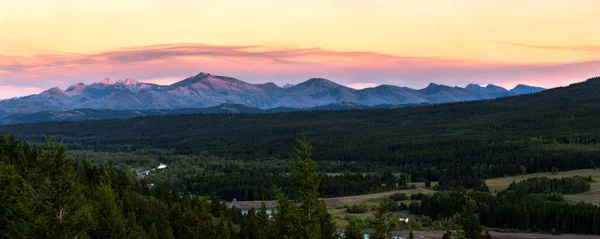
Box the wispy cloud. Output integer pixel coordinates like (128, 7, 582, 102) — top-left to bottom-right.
(492, 41, 600, 53)
(0, 43, 461, 72)
(0, 43, 599, 95)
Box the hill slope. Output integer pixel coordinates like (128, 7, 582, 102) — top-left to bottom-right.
(0, 103, 414, 125)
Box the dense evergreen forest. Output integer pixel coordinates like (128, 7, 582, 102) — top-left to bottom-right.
(66, 150, 412, 201)
(500, 176, 592, 196)
(3, 77, 600, 195)
(0, 135, 342, 239)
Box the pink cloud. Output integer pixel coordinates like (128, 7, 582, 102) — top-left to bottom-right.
(0, 43, 599, 96)
(0, 85, 45, 99)
(143, 76, 190, 86)
(492, 41, 600, 53)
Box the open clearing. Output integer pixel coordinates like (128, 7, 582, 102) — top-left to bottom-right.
(236, 184, 436, 227)
(485, 168, 600, 205)
(236, 170, 600, 228)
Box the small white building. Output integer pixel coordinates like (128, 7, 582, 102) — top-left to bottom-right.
(141, 163, 167, 175)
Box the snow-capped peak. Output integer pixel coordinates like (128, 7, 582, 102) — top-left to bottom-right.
(66, 82, 86, 92)
(100, 78, 114, 85)
(117, 78, 139, 85)
(71, 82, 85, 87)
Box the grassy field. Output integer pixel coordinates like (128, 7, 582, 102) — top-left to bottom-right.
(331, 196, 417, 228)
(330, 169, 600, 227)
(238, 170, 600, 228)
(327, 185, 435, 227)
(485, 168, 600, 205)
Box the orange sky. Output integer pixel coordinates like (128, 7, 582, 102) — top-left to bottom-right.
(0, 0, 599, 98)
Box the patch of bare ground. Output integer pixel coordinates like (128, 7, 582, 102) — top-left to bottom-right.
(234, 187, 434, 210)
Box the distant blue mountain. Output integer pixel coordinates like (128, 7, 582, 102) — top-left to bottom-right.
(0, 72, 545, 121)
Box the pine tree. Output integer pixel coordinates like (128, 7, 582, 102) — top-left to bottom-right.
(93, 184, 126, 238)
(184, 198, 216, 238)
(344, 220, 363, 239)
(370, 199, 397, 239)
(124, 212, 146, 239)
(0, 164, 34, 238)
(458, 201, 483, 239)
(255, 202, 273, 239)
(148, 223, 159, 239)
(273, 187, 297, 238)
(292, 136, 324, 238)
(216, 216, 231, 239)
(32, 139, 82, 238)
(317, 201, 338, 239)
(274, 135, 336, 239)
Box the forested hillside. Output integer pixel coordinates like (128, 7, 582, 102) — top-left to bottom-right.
(0, 135, 339, 239)
(2, 77, 600, 191)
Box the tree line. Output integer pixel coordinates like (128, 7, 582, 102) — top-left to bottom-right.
(411, 176, 600, 235)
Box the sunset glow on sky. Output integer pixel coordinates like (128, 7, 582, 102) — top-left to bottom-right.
(0, 0, 599, 98)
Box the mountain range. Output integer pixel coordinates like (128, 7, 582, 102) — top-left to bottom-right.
(0, 72, 545, 123)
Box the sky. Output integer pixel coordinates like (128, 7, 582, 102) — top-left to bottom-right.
(0, 0, 599, 99)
